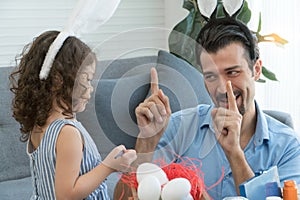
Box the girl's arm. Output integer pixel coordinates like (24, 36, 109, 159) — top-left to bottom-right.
(55, 125, 136, 200)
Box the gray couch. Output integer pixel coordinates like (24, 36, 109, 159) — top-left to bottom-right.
(0, 50, 293, 199)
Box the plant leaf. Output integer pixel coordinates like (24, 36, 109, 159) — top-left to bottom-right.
(262, 66, 279, 81)
(257, 12, 262, 33)
(183, 0, 195, 11)
(169, 5, 205, 68)
(216, 0, 251, 24)
(236, 0, 251, 24)
(259, 33, 288, 45)
(257, 78, 266, 83)
(216, 1, 225, 17)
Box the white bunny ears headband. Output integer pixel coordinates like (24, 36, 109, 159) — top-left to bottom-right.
(197, 0, 245, 20)
(197, 0, 256, 60)
(39, 0, 121, 80)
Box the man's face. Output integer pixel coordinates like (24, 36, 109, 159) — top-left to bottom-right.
(200, 42, 261, 115)
(72, 61, 96, 113)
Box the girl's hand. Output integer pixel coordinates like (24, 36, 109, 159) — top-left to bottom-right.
(102, 145, 137, 172)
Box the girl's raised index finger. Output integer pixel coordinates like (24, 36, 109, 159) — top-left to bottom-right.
(226, 81, 238, 112)
(150, 67, 159, 94)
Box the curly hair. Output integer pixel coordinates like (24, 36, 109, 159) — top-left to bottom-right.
(10, 30, 96, 142)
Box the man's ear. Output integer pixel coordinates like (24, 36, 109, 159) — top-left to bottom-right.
(253, 59, 262, 81)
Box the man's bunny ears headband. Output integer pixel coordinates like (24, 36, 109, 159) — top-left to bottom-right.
(197, 0, 256, 61)
(39, 0, 121, 80)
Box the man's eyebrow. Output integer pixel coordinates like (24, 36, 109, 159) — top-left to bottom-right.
(202, 66, 242, 76)
(224, 65, 241, 71)
(203, 71, 214, 75)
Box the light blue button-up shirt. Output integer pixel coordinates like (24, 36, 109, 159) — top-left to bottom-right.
(154, 102, 300, 200)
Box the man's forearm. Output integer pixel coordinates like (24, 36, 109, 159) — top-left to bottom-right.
(227, 150, 255, 195)
(134, 128, 166, 164)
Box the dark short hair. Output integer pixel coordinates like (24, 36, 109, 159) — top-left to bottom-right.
(195, 18, 259, 70)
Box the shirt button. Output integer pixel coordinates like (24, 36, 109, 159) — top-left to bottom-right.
(225, 175, 230, 179)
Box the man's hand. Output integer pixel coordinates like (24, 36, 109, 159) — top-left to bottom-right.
(211, 81, 254, 195)
(211, 81, 243, 156)
(135, 67, 171, 153)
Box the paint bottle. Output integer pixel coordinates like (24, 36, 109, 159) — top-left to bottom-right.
(283, 180, 298, 200)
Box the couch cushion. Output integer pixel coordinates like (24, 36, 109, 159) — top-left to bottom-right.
(154, 50, 212, 113)
(0, 176, 32, 200)
(0, 173, 119, 200)
(0, 67, 31, 182)
(95, 55, 157, 79)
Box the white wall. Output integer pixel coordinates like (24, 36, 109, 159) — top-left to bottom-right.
(164, 0, 188, 29)
(253, 1, 300, 133)
(0, 0, 177, 67)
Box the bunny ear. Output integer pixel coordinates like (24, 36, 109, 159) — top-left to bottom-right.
(197, 0, 218, 20)
(39, 31, 70, 80)
(40, 0, 121, 80)
(65, 0, 121, 35)
(223, 0, 244, 18)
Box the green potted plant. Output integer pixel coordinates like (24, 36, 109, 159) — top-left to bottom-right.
(168, 0, 288, 82)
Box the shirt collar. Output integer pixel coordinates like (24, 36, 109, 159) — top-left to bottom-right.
(199, 101, 269, 146)
(253, 101, 270, 146)
(198, 105, 215, 132)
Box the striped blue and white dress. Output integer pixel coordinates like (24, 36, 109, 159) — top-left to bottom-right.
(27, 119, 109, 200)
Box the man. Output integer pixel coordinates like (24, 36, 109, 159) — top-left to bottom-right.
(115, 19, 300, 199)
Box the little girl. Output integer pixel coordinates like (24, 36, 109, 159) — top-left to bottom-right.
(10, 30, 137, 199)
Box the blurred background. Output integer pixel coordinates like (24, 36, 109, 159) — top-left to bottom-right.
(0, 0, 299, 132)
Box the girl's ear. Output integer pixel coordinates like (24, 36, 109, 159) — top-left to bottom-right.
(51, 74, 63, 92)
(253, 59, 262, 81)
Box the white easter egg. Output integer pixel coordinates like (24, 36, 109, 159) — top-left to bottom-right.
(136, 163, 168, 185)
(186, 193, 194, 200)
(137, 175, 161, 200)
(161, 178, 192, 200)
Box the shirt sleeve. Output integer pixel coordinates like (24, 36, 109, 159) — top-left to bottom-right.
(277, 131, 300, 185)
(153, 107, 203, 166)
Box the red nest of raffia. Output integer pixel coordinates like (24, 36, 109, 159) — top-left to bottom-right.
(120, 157, 206, 200)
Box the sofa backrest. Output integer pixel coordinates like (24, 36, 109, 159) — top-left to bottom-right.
(0, 67, 31, 182)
